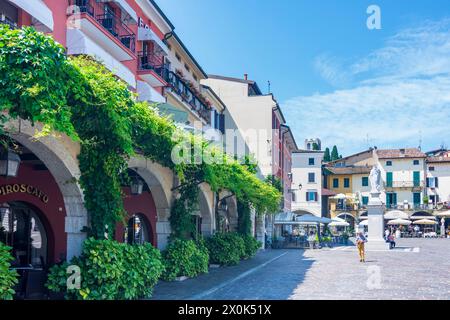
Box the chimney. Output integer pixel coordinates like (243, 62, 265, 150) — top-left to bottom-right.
(244, 73, 248, 81)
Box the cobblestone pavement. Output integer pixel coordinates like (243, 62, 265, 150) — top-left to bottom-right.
(151, 239, 450, 300)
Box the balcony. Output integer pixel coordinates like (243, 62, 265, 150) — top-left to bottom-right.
(385, 180, 424, 190)
(137, 51, 168, 87)
(68, 0, 135, 57)
(164, 71, 211, 124)
(0, 14, 17, 29)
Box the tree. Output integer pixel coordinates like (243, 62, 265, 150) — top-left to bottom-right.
(331, 145, 339, 161)
(312, 142, 320, 151)
(323, 148, 331, 162)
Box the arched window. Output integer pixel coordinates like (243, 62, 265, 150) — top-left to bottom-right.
(124, 214, 151, 245)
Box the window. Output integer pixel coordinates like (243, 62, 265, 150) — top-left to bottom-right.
(333, 178, 339, 188)
(308, 158, 315, 165)
(184, 63, 190, 72)
(344, 178, 350, 188)
(386, 172, 393, 187)
(362, 177, 369, 187)
(193, 73, 198, 81)
(306, 191, 318, 202)
(175, 52, 181, 61)
(413, 160, 420, 165)
(362, 196, 369, 205)
(167, 43, 172, 51)
(429, 166, 435, 171)
(308, 172, 315, 183)
(426, 177, 439, 188)
(291, 192, 296, 202)
(386, 193, 397, 207)
(386, 161, 392, 166)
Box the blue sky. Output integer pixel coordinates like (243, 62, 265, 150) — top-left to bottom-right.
(155, 0, 450, 155)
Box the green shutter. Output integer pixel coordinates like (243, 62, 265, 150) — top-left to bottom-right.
(386, 172, 393, 187)
(413, 171, 420, 187)
(413, 193, 421, 205)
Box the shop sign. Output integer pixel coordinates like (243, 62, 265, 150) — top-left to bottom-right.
(0, 184, 49, 203)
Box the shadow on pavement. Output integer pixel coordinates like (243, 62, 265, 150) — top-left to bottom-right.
(150, 249, 315, 300)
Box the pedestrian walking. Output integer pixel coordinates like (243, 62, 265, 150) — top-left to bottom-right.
(307, 231, 316, 249)
(356, 231, 367, 262)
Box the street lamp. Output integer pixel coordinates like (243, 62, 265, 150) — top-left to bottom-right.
(130, 176, 144, 195)
(298, 183, 303, 190)
(0, 148, 21, 177)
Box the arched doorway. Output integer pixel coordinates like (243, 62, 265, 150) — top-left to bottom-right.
(118, 168, 158, 246)
(0, 140, 69, 263)
(123, 213, 153, 245)
(1, 201, 49, 268)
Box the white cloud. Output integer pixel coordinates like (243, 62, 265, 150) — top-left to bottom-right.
(283, 18, 450, 155)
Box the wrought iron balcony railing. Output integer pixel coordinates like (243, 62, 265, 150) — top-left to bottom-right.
(68, 0, 135, 53)
(0, 14, 18, 29)
(137, 51, 169, 79)
(385, 180, 424, 188)
(164, 71, 211, 124)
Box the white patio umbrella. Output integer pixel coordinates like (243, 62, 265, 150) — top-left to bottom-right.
(387, 218, 412, 226)
(435, 210, 450, 217)
(332, 193, 347, 200)
(359, 220, 368, 226)
(413, 219, 438, 225)
(329, 221, 350, 227)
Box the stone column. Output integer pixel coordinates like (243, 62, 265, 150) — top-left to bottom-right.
(366, 192, 390, 251)
(64, 196, 88, 260)
(255, 214, 266, 249)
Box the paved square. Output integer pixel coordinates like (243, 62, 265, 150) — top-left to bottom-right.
(153, 239, 450, 300)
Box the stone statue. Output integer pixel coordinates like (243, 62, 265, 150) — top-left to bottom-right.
(369, 165, 382, 193)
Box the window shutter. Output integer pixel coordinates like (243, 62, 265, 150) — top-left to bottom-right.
(426, 178, 430, 188)
(306, 192, 309, 201)
(314, 192, 318, 201)
(435, 177, 439, 188)
(219, 114, 225, 134)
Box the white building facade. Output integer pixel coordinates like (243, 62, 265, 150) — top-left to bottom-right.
(291, 150, 324, 217)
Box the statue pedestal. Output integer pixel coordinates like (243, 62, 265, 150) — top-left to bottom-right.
(366, 192, 390, 251)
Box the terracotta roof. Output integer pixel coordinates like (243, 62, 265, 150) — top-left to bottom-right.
(324, 166, 371, 175)
(427, 156, 450, 163)
(376, 148, 426, 159)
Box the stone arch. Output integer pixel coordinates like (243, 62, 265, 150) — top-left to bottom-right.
(198, 183, 215, 236)
(128, 156, 174, 249)
(5, 120, 87, 259)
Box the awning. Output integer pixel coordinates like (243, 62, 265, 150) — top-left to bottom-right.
(274, 211, 296, 224)
(296, 214, 332, 224)
(111, 0, 138, 23)
(137, 27, 169, 55)
(434, 210, 450, 217)
(322, 188, 336, 197)
(10, 0, 53, 31)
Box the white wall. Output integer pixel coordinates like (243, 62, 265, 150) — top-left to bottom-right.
(291, 152, 323, 216)
(378, 158, 425, 206)
(427, 162, 450, 203)
(202, 78, 275, 178)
